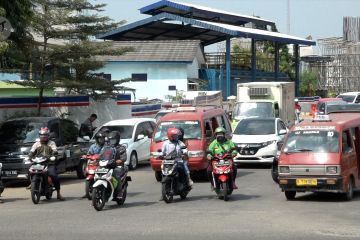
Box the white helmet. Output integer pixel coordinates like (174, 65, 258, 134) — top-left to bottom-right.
(294, 98, 299, 103)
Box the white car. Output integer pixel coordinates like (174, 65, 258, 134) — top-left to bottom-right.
(232, 117, 288, 164)
(337, 92, 360, 103)
(94, 118, 156, 170)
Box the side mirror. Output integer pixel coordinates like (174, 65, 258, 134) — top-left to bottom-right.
(181, 146, 187, 150)
(83, 136, 90, 141)
(137, 134, 145, 141)
(279, 129, 287, 136)
(205, 130, 212, 138)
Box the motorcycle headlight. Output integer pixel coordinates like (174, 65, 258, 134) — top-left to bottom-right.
(151, 152, 162, 158)
(262, 140, 276, 147)
(22, 156, 31, 164)
(88, 170, 95, 174)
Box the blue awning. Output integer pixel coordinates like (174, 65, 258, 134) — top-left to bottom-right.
(98, 12, 315, 46)
(139, 0, 275, 27)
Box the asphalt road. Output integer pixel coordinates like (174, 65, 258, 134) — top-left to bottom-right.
(1, 164, 360, 240)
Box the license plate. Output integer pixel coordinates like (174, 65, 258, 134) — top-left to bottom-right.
(95, 168, 108, 174)
(296, 179, 317, 186)
(2, 170, 17, 176)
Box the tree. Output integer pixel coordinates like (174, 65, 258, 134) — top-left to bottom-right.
(15, 0, 130, 114)
(300, 71, 317, 96)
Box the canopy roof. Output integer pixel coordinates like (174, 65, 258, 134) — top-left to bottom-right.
(139, 0, 274, 27)
(98, 13, 315, 46)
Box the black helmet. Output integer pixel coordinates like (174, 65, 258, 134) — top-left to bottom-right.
(108, 131, 120, 147)
(95, 132, 105, 146)
(100, 127, 110, 136)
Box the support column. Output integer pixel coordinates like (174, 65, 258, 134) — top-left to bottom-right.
(274, 42, 279, 81)
(294, 44, 300, 97)
(251, 39, 256, 82)
(226, 36, 231, 98)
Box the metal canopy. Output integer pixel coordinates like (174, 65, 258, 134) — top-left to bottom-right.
(98, 12, 315, 46)
(139, 0, 274, 27)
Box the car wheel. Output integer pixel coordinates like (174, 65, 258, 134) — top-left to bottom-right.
(285, 191, 296, 200)
(344, 177, 354, 201)
(129, 152, 138, 170)
(76, 159, 87, 179)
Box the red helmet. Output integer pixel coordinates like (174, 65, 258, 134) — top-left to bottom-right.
(167, 128, 180, 141)
(39, 127, 50, 143)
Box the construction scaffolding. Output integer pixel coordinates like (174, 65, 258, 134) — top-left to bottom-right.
(303, 17, 360, 94)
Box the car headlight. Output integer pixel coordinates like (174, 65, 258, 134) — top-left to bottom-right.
(326, 166, 340, 175)
(279, 166, 290, 174)
(187, 151, 205, 158)
(262, 140, 276, 147)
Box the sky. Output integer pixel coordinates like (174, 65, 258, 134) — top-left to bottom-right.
(99, 0, 360, 51)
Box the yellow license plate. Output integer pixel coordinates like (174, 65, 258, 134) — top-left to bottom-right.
(296, 179, 317, 186)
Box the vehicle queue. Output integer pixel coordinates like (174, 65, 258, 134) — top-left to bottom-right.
(1, 95, 360, 209)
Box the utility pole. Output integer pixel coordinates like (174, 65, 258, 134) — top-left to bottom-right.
(287, 0, 290, 34)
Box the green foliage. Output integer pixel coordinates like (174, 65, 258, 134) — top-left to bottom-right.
(300, 71, 317, 96)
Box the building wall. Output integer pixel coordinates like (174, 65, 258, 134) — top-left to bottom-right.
(0, 89, 54, 97)
(101, 62, 189, 101)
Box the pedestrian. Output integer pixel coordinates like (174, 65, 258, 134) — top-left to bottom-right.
(79, 113, 97, 138)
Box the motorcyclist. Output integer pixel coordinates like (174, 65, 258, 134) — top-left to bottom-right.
(161, 128, 193, 187)
(101, 131, 127, 200)
(207, 127, 238, 190)
(0, 163, 3, 203)
(87, 132, 106, 155)
(28, 127, 65, 201)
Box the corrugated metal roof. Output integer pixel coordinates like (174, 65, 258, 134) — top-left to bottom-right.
(98, 13, 315, 46)
(140, 0, 274, 26)
(97, 40, 202, 62)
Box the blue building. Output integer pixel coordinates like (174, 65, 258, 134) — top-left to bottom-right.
(98, 40, 205, 101)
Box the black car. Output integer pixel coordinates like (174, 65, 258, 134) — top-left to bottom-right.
(0, 117, 89, 180)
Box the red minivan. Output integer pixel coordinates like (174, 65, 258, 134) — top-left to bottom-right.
(150, 106, 232, 181)
(278, 113, 360, 201)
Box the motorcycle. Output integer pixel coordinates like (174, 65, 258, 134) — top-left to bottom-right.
(29, 156, 56, 204)
(211, 152, 234, 201)
(0, 163, 4, 198)
(82, 154, 100, 200)
(159, 149, 191, 203)
(92, 158, 131, 211)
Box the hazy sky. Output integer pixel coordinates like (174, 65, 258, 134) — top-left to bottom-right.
(100, 0, 360, 50)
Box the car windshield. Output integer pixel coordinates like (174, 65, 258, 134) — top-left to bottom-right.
(0, 121, 45, 144)
(96, 125, 134, 139)
(233, 102, 273, 118)
(284, 130, 339, 153)
(234, 119, 275, 135)
(154, 121, 201, 142)
(337, 95, 355, 103)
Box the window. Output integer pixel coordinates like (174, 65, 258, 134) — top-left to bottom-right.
(342, 130, 353, 153)
(277, 120, 287, 134)
(48, 120, 60, 144)
(134, 123, 146, 141)
(131, 73, 147, 82)
(355, 95, 360, 104)
(143, 122, 154, 138)
(168, 85, 176, 91)
(61, 120, 78, 144)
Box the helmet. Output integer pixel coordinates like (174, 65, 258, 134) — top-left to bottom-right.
(214, 127, 226, 135)
(294, 98, 299, 103)
(167, 128, 180, 141)
(108, 131, 120, 147)
(95, 132, 105, 146)
(39, 127, 50, 143)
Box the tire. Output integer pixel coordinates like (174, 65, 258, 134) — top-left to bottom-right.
(344, 177, 354, 201)
(223, 182, 229, 201)
(85, 180, 92, 200)
(92, 186, 106, 211)
(31, 179, 41, 204)
(129, 152, 138, 171)
(116, 188, 127, 205)
(155, 171, 162, 182)
(285, 190, 296, 200)
(271, 162, 279, 184)
(180, 191, 188, 200)
(162, 181, 173, 203)
(76, 160, 87, 179)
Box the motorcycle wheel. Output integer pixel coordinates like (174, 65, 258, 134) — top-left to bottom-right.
(161, 181, 173, 203)
(92, 186, 106, 211)
(31, 180, 41, 204)
(116, 188, 127, 205)
(223, 182, 229, 202)
(179, 191, 187, 200)
(85, 180, 92, 200)
(45, 189, 53, 200)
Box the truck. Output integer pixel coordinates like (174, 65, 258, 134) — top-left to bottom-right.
(231, 82, 295, 129)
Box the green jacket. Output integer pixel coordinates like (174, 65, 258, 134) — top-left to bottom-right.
(207, 139, 238, 156)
